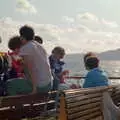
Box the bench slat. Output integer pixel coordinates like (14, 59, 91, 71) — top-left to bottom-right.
(67, 102, 100, 114)
(68, 107, 101, 120)
(67, 97, 102, 109)
(0, 93, 50, 107)
(73, 111, 102, 120)
(66, 93, 102, 104)
(0, 100, 55, 119)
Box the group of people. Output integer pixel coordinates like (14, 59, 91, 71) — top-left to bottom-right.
(0, 25, 110, 96)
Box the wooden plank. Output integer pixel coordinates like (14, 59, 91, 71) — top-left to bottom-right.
(68, 107, 101, 120)
(65, 86, 113, 97)
(91, 116, 103, 120)
(73, 111, 102, 120)
(0, 101, 55, 119)
(67, 97, 102, 109)
(67, 102, 100, 114)
(0, 93, 53, 107)
(66, 93, 102, 103)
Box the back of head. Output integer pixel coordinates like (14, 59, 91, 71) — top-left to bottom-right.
(8, 36, 22, 51)
(19, 25, 34, 41)
(52, 46, 65, 56)
(85, 56, 99, 70)
(84, 52, 96, 63)
(34, 35, 43, 44)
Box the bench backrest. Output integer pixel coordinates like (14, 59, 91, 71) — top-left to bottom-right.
(0, 92, 55, 119)
(58, 85, 120, 120)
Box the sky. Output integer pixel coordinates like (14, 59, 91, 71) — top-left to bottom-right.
(0, 0, 120, 53)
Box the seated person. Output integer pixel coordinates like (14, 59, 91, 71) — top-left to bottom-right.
(8, 36, 24, 78)
(7, 36, 32, 96)
(83, 53, 110, 88)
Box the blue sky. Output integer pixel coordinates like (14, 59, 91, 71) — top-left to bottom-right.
(0, 0, 120, 53)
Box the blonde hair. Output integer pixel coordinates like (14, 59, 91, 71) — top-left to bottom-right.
(52, 46, 65, 55)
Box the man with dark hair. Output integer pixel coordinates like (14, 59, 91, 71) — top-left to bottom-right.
(19, 25, 52, 93)
(83, 53, 110, 88)
(34, 35, 43, 44)
(19, 25, 34, 41)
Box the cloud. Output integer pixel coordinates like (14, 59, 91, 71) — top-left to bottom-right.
(0, 14, 120, 54)
(77, 12, 99, 22)
(62, 16, 74, 23)
(16, 0, 37, 14)
(101, 19, 119, 28)
(76, 12, 119, 30)
(77, 25, 91, 33)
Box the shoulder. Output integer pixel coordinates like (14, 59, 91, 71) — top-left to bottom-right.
(86, 70, 95, 77)
(19, 41, 34, 55)
(85, 69, 98, 81)
(49, 55, 56, 65)
(88, 68, 101, 75)
(21, 41, 34, 50)
(33, 41, 47, 54)
(49, 55, 55, 61)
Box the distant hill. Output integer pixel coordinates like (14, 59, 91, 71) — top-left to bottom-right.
(99, 49, 120, 60)
(65, 49, 120, 61)
(63, 50, 120, 74)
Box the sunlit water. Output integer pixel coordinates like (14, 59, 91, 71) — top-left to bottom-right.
(64, 60, 120, 86)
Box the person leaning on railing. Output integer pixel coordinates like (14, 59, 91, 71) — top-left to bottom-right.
(83, 53, 111, 88)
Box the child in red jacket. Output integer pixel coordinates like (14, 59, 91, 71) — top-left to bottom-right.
(8, 36, 24, 78)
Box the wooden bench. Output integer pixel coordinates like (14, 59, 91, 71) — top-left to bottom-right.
(1, 85, 120, 120)
(58, 85, 120, 120)
(0, 92, 56, 120)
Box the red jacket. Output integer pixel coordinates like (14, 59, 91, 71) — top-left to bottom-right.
(8, 52, 24, 78)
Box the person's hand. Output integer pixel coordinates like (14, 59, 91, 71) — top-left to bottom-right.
(70, 84, 81, 89)
(62, 70, 69, 76)
(70, 84, 78, 89)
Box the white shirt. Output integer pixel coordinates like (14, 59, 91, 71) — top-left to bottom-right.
(19, 40, 52, 87)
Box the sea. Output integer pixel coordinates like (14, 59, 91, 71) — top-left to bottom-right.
(63, 55, 120, 86)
